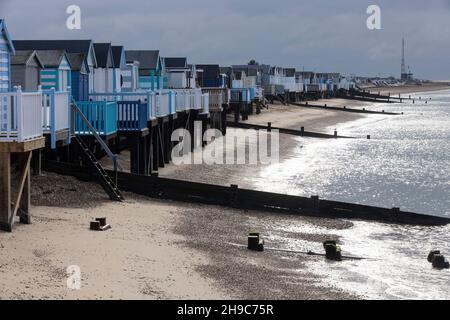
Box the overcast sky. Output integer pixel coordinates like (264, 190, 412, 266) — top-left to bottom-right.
(1, 0, 450, 79)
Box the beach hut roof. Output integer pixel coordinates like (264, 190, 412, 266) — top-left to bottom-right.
(11, 50, 44, 68)
(164, 57, 187, 69)
(67, 53, 89, 73)
(12, 40, 97, 67)
(196, 64, 220, 79)
(125, 50, 160, 69)
(285, 68, 296, 77)
(0, 19, 15, 54)
(111, 46, 126, 69)
(35, 50, 71, 69)
(93, 43, 113, 68)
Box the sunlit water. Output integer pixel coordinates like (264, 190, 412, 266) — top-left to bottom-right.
(254, 90, 450, 299)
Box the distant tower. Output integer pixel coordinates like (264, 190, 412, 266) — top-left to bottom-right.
(401, 37, 407, 79)
(401, 37, 413, 80)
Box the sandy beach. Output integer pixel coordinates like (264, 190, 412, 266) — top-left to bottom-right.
(0, 174, 231, 300)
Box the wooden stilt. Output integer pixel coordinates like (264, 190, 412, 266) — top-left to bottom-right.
(0, 152, 12, 232)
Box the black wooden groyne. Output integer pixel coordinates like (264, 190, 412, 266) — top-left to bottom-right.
(354, 91, 408, 101)
(226, 121, 354, 139)
(42, 160, 450, 226)
(343, 94, 397, 104)
(291, 102, 401, 115)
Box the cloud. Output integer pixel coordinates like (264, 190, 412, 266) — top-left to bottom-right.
(2, 0, 450, 79)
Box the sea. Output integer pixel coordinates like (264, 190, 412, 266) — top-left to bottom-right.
(253, 89, 450, 299)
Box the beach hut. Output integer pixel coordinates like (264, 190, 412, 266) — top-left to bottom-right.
(112, 46, 126, 93)
(163, 57, 193, 89)
(125, 50, 163, 90)
(0, 19, 15, 93)
(35, 50, 71, 91)
(121, 59, 140, 92)
(93, 43, 114, 93)
(13, 40, 98, 93)
(10, 50, 44, 91)
(196, 64, 226, 88)
(67, 53, 89, 101)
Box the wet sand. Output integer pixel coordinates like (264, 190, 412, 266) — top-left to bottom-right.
(244, 102, 365, 133)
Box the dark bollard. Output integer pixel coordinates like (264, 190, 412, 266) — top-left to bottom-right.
(334, 130, 337, 138)
(428, 250, 441, 263)
(392, 207, 400, 214)
(248, 232, 264, 251)
(300, 126, 304, 135)
(324, 104, 327, 107)
(323, 240, 342, 261)
(413, 100, 415, 104)
(90, 221, 101, 231)
(343, 106, 346, 109)
(382, 110, 385, 113)
(267, 122, 272, 132)
(305, 101, 308, 105)
(409, 95, 411, 99)
(311, 195, 320, 208)
(95, 217, 107, 227)
(363, 108, 366, 111)
(367, 135, 371, 140)
(425, 101, 428, 104)
(432, 255, 450, 269)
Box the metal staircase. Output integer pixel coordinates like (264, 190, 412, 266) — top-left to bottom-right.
(73, 136, 124, 201)
(71, 101, 124, 202)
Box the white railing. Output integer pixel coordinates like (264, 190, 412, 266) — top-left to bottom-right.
(156, 91, 170, 117)
(194, 89, 202, 110)
(88, 91, 157, 120)
(201, 93, 209, 114)
(255, 86, 264, 99)
(89, 88, 206, 119)
(42, 89, 70, 133)
(0, 87, 43, 142)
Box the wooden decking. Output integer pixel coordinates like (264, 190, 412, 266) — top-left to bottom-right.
(0, 137, 45, 153)
(0, 137, 45, 232)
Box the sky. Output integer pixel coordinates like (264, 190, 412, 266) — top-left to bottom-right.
(1, 0, 450, 79)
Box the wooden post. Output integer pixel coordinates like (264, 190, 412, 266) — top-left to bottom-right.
(0, 152, 12, 232)
(151, 124, 159, 173)
(31, 149, 42, 175)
